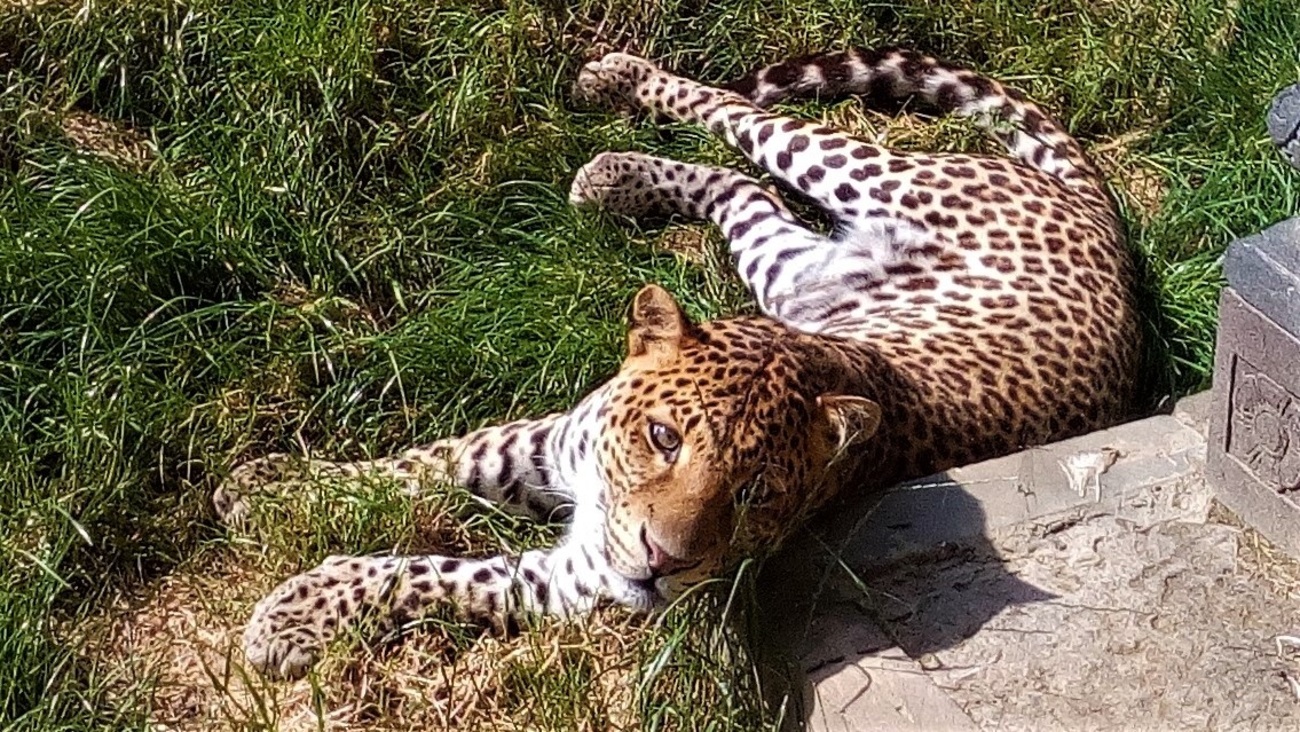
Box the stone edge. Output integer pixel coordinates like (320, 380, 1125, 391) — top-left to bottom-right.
(828, 391, 1211, 566)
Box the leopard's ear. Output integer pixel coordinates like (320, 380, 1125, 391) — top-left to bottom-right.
(817, 394, 882, 453)
(627, 285, 691, 365)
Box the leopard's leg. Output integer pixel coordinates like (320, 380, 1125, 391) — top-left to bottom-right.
(240, 381, 628, 679)
(570, 150, 908, 330)
(570, 151, 839, 310)
(575, 56, 964, 332)
(215, 400, 605, 525)
(243, 532, 634, 679)
(574, 53, 902, 229)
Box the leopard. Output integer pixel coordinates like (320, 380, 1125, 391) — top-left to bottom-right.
(219, 47, 1140, 681)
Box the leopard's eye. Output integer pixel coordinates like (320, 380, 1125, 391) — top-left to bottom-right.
(648, 421, 682, 458)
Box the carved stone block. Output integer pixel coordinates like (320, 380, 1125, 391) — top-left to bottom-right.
(1208, 218, 1300, 557)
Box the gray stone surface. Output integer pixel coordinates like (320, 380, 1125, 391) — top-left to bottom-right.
(1173, 389, 1214, 435)
(818, 410, 1208, 567)
(1269, 83, 1300, 169)
(762, 392, 1300, 731)
(1223, 217, 1300, 338)
(1208, 287, 1300, 559)
(866, 514, 1300, 731)
(800, 612, 978, 732)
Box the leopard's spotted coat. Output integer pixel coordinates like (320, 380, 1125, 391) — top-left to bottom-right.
(220, 48, 1139, 680)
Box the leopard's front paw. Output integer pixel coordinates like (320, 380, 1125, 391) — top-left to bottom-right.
(569, 152, 654, 212)
(214, 453, 295, 525)
(243, 610, 326, 681)
(573, 52, 659, 112)
(243, 555, 384, 680)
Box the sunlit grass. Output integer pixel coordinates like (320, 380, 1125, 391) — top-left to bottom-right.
(1, 0, 1298, 728)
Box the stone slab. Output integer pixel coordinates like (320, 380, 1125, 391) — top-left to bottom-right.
(1207, 287, 1300, 560)
(1224, 217, 1300, 338)
(762, 399, 1219, 731)
(820, 406, 1210, 567)
(799, 610, 978, 732)
(1172, 388, 1214, 434)
(869, 514, 1300, 731)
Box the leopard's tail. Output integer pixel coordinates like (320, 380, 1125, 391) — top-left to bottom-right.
(725, 47, 1103, 191)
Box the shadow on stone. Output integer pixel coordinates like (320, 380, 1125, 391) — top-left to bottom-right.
(750, 476, 1052, 730)
(735, 404, 1215, 729)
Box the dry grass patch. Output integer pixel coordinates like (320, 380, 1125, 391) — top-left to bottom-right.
(1212, 500, 1300, 602)
(77, 556, 652, 731)
(67, 475, 773, 730)
(1092, 130, 1169, 223)
(653, 226, 713, 265)
(58, 110, 155, 171)
(816, 101, 992, 156)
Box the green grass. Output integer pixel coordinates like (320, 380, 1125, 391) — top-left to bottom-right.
(1, 0, 1298, 728)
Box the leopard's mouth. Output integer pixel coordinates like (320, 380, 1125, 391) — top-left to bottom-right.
(615, 559, 707, 600)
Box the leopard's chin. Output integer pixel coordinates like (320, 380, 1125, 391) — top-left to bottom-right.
(627, 576, 659, 595)
(608, 573, 666, 612)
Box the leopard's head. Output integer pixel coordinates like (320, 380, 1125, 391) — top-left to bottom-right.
(596, 285, 881, 597)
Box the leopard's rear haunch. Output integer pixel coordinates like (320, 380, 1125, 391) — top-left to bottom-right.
(222, 47, 1140, 680)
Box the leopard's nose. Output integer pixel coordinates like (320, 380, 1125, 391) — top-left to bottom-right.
(640, 525, 694, 577)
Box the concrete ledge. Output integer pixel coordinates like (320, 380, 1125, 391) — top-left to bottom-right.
(805, 616, 978, 732)
(1173, 388, 1214, 435)
(825, 395, 1211, 567)
(766, 396, 1216, 732)
(1269, 83, 1300, 169)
